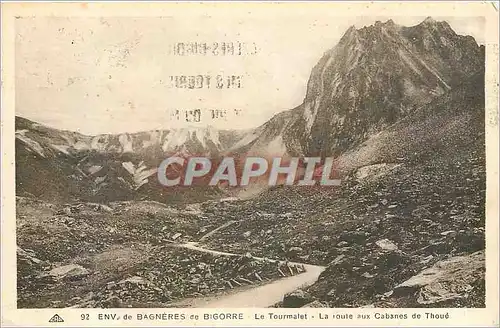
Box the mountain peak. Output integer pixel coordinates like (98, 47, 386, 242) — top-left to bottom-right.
(374, 19, 397, 28)
(343, 25, 357, 36)
(418, 16, 449, 30)
(284, 16, 485, 156)
(337, 25, 359, 46)
(423, 16, 437, 24)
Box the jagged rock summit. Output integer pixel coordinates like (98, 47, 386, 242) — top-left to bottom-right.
(233, 17, 484, 157)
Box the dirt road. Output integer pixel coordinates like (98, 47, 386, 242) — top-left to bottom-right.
(174, 242, 326, 308)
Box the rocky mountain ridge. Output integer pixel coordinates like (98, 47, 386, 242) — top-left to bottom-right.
(235, 17, 484, 157)
(15, 116, 243, 158)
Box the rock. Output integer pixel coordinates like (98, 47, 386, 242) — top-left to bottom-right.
(301, 300, 326, 308)
(394, 250, 485, 305)
(99, 204, 113, 212)
(412, 207, 431, 218)
(337, 241, 349, 247)
(288, 246, 303, 255)
(360, 304, 375, 308)
(171, 233, 182, 240)
(383, 290, 394, 298)
(420, 255, 434, 264)
(49, 264, 90, 280)
(298, 255, 310, 262)
(283, 289, 313, 308)
(17, 247, 42, 264)
(362, 272, 375, 278)
(101, 295, 122, 308)
(328, 254, 345, 266)
(119, 276, 147, 285)
(242, 231, 252, 238)
(106, 282, 117, 289)
(190, 277, 201, 284)
(375, 239, 398, 251)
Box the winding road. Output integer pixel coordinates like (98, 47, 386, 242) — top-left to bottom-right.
(173, 242, 326, 308)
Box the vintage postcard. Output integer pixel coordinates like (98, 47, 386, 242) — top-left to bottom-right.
(1, 1, 499, 327)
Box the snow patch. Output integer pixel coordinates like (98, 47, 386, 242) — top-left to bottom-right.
(266, 136, 287, 155)
(121, 161, 158, 190)
(87, 165, 103, 175)
(162, 126, 222, 152)
(51, 144, 71, 155)
(398, 49, 423, 78)
(60, 135, 90, 151)
(119, 134, 133, 153)
(229, 131, 260, 151)
(142, 131, 165, 148)
(122, 162, 136, 175)
(162, 129, 190, 151)
(15, 130, 46, 157)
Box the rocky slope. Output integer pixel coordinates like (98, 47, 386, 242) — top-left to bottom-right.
(17, 197, 308, 308)
(195, 66, 486, 307)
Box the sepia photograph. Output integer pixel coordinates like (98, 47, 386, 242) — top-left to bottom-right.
(1, 2, 499, 327)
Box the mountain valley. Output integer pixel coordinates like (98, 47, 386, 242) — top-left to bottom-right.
(16, 17, 487, 309)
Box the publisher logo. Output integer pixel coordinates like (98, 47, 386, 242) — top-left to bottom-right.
(49, 314, 64, 323)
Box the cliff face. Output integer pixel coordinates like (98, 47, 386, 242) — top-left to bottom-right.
(238, 18, 484, 158)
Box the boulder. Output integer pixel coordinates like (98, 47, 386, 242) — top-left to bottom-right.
(375, 239, 398, 251)
(328, 254, 346, 266)
(301, 300, 326, 308)
(49, 264, 91, 280)
(283, 289, 313, 308)
(288, 246, 304, 255)
(17, 247, 42, 264)
(119, 276, 147, 285)
(394, 250, 485, 305)
(99, 204, 113, 213)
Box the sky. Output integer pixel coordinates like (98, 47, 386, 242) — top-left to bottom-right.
(15, 13, 486, 135)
